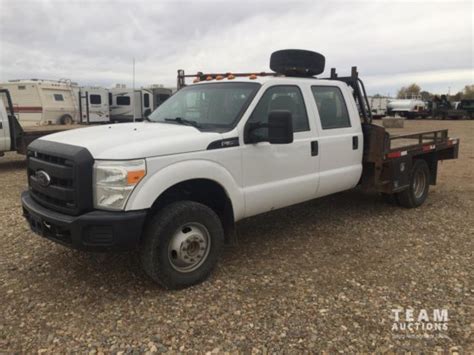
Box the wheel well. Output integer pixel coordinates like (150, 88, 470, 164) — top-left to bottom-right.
(149, 179, 235, 243)
(414, 154, 437, 185)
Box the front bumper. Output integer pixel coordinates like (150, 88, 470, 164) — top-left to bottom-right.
(21, 191, 147, 251)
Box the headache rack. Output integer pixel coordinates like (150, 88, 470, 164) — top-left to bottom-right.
(176, 66, 373, 124)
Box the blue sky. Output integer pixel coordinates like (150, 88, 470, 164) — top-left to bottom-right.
(0, 0, 472, 96)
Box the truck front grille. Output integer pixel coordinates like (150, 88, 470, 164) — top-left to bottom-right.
(27, 140, 94, 216)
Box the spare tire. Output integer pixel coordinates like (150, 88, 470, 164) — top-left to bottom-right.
(270, 49, 325, 77)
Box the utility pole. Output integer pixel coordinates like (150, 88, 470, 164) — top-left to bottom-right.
(132, 58, 136, 122)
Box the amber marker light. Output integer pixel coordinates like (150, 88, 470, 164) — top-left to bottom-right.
(127, 170, 146, 185)
(249, 74, 257, 79)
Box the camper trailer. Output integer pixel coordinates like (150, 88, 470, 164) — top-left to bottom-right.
(147, 85, 173, 110)
(109, 87, 154, 122)
(76, 86, 110, 124)
(0, 79, 78, 126)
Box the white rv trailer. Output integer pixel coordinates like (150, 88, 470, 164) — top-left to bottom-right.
(0, 79, 78, 126)
(146, 85, 173, 110)
(109, 87, 153, 122)
(76, 86, 110, 124)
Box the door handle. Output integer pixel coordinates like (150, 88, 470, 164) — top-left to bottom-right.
(311, 141, 318, 156)
(352, 136, 359, 150)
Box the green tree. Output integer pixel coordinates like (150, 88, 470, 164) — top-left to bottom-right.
(397, 83, 421, 99)
(420, 90, 432, 101)
(462, 85, 474, 99)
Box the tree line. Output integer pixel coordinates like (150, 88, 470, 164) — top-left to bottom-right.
(395, 84, 474, 101)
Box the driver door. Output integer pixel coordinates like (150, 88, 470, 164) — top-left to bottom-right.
(241, 85, 320, 218)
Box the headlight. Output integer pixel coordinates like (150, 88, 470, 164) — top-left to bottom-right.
(93, 159, 146, 210)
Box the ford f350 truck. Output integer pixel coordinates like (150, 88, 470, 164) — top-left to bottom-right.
(21, 50, 459, 289)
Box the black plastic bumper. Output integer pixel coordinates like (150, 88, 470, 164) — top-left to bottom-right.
(21, 191, 147, 251)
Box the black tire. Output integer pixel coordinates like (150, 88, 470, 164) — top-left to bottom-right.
(140, 201, 224, 289)
(60, 114, 73, 125)
(396, 160, 430, 208)
(270, 49, 325, 77)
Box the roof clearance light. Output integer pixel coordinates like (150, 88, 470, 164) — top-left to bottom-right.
(216, 75, 224, 80)
(193, 78, 200, 83)
(206, 76, 213, 81)
(227, 74, 235, 80)
(249, 74, 257, 80)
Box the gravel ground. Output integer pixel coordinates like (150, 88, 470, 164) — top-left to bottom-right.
(1, 120, 473, 353)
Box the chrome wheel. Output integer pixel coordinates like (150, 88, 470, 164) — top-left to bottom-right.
(413, 168, 427, 199)
(168, 222, 211, 273)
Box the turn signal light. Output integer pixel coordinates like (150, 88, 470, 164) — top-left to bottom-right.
(127, 170, 146, 185)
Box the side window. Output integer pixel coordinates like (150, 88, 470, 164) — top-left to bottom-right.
(117, 96, 130, 106)
(143, 93, 150, 108)
(53, 94, 64, 101)
(247, 86, 309, 137)
(311, 86, 351, 129)
(90, 94, 101, 104)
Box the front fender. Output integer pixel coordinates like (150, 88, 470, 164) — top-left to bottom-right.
(125, 159, 245, 221)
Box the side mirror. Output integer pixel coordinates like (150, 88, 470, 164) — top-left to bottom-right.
(268, 110, 293, 144)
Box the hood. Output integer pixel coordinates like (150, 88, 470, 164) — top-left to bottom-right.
(38, 122, 222, 159)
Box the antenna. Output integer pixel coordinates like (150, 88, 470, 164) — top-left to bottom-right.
(132, 58, 135, 122)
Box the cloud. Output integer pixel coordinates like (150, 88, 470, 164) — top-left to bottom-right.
(0, 0, 472, 95)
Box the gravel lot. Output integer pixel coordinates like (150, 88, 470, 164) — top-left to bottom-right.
(1, 120, 472, 353)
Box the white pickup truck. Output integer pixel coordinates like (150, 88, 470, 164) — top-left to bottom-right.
(21, 50, 459, 289)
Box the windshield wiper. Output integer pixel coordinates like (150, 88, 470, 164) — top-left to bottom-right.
(164, 117, 201, 128)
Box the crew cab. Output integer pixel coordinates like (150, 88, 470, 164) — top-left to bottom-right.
(21, 50, 459, 289)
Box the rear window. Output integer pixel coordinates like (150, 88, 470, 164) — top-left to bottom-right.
(117, 96, 130, 106)
(90, 94, 101, 104)
(311, 86, 351, 129)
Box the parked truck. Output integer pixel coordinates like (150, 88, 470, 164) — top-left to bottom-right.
(431, 95, 474, 119)
(387, 98, 429, 119)
(21, 50, 459, 289)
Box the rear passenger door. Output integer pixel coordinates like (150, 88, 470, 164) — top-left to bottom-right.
(310, 85, 363, 197)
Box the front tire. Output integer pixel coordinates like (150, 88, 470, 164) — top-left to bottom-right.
(140, 201, 224, 289)
(396, 159, 430, 208)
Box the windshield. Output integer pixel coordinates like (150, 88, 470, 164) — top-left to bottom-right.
(148, 82, 260, 132)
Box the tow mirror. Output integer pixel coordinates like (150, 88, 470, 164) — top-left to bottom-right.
(268, 110, 293, 144)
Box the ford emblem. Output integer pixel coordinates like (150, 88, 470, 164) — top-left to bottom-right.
(35, 170, 51, 188)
